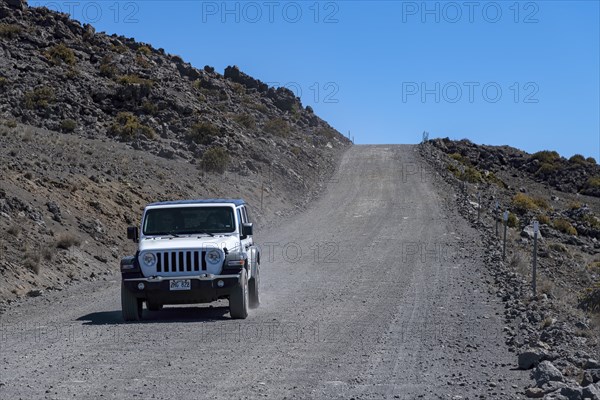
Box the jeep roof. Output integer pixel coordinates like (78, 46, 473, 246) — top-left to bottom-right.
(147, 199, 246, 207)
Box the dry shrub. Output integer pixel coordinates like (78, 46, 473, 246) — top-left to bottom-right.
(55, 233, 81, 250)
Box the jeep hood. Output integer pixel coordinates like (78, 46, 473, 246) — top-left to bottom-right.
(139, 236, 241, 253)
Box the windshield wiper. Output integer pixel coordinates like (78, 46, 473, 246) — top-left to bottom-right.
(163, 231, 180, 238)
(196, 231, 215, 237)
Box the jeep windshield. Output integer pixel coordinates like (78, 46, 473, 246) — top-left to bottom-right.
(143, 206, 236, 236)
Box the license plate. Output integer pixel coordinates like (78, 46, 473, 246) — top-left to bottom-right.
(169, 279, 191, 291)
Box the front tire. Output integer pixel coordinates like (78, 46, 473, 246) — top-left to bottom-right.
(249, 264, 260, 309)
(229, 269, 249, 319)
(121, 283, 143, 322)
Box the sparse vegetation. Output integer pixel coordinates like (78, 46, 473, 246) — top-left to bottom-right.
(535, 163, 558, 177)
(264, 118, 291, 137)
(3, 119, 17, 128)
(532, 150, 560, 165)
(234, 114, 256, 130)
(250, 102, 269, 113)
(137, 45, 152, 56)
(553, 218, 577, 235)
(587, 261, 600, 273)
(117, 74, 154, 89)
(45, 43, 76, 66)
(0, 77, 7, 88)
(186, 122, 220, 145)
(109, 112, 156, 141)
(512, 193, 539, 213)
(507, 212, 519, 228)
(586, 157, 597, 164)
(141, 100, 158, 115)
(201, 147, 229, 174)
(449, 152, 467, 164)
(99, 55, 117, 77)
(585, 176, 600, 190)
(538, 214, 551, 225)
(569, 154, 587, 165)
(55, 233, 81, 250)
(24, 250, 41, 274)
(512, 193, 550, 214)
(24, 86, 55, 109)
(461, 166, 483, 183)
(0, 23, 22, 38)
(579, 283, 600, 313)
(549, 243, 567, 253)
(60, 119, 77, 133)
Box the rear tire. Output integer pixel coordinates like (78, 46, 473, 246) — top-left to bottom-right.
(229, 269, 249, 319)
(248, 265, 260, 309)
(121, 283, 143, 322)
(146, 302, 163, 312)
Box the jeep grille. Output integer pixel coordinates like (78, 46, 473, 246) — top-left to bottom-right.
(155, 250, 206, 273)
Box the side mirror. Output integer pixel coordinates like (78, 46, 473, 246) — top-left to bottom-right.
(127, 226, 139, 242)
(242, 223, 253, 238)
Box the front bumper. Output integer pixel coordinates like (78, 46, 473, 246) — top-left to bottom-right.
(123, 274, 241, 304)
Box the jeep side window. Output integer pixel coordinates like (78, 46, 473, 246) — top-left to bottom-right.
(242, 206, 249, 223)
(236, 208, 243, 233)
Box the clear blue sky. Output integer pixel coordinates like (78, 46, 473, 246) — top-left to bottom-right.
(30, 1, 600, 159)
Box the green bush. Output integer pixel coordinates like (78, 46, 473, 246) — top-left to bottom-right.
(3, 119, 17, 128)
(461, 166, 482, 183)
(585, 176, 600, 189)
(569, 154, 587, 165)
(0, 23, 21, 39)
(109, 112, 155, 141)
(137, 45, 152, 56)
(99, 56, 117, 77)
(264, 118, 290, 137)
(579, 284, 600, 313)
(586, 157, 597, 164)
(142, 101, 158, 115)
(507, 212, 519, 228)
(538, 214, 551, 225)
(60, 119, 77, 132)
(186, 122, 220, 145)
(45, 43, 76, 66)
(485, 171, 508, 189)
(24, 86, 55, 109)
(0, 77, 7, 88)
(117, 75, 154, 89)
(234, 114, 256, 129)
(536, 163, 557, 177)
(532, 150, 560, 164)
(201, 147, 229, 174)
(449, 152, 467, 164)
(250, 102, 269, 113)
(553, 219, 577, 235)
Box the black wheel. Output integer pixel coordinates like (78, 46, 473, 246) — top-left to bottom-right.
(121, 283, 143, 321)
(146, 302, 163, 312)
(229, 269, 249, 319)
(248, 264, 260, 309)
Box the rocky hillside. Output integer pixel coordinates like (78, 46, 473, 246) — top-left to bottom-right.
(0, 0, 350, 304)
(421, 138, 600, 398)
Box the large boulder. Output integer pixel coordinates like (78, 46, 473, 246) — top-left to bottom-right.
(519, 347, 552, 369)
(533, 361, 563, 387)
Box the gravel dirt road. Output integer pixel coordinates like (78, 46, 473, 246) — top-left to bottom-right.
(0, 145, 529, 399)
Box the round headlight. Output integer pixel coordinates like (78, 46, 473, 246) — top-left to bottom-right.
(206, 249, 221, 264)
(142, 252, 156, 267)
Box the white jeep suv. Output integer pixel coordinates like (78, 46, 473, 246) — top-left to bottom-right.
(120, 199, 260, 321)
